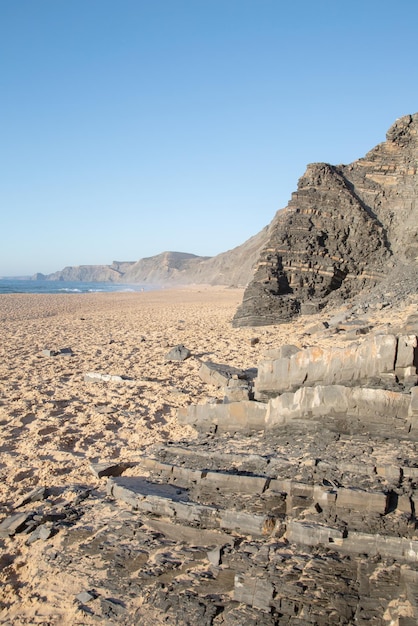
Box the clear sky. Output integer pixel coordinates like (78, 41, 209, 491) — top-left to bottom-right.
(1, 0, 418, 276)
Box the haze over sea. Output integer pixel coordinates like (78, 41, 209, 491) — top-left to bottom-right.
(0, 279, 154, 295)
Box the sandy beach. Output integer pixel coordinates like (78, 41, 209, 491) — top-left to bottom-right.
(0, 286, 299, 623)
(0, 288, 243, 504)
(0, 287, 416, 624)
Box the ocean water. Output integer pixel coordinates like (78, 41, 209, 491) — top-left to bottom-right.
(0, 279, 155, 295)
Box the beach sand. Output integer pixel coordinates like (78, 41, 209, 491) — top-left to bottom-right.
(0, 287, 415, 624)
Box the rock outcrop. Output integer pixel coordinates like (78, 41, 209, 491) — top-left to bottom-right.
(155, 324, 418, 623)
(179, 332, 418, 437)
(254, 334, 418, 400)
(233, 113, 418, 326)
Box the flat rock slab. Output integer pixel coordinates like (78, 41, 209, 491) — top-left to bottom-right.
(198, 470, 268, 495)
(199, 361, 257, 388)
(107, 476, 189, 503)
(265, 385, 411, 432)
(178, 400, 267, 434)
(255, 334, 417, 399)
(90, 462, 135, 479)
(76, 591, 97, 604)
(286, 520, 345, 546)
(138, 456, 269, 495)
(336, 487, 388, 514)
(285, 520, 418, 563)
(26, 523, 55, 545)
(84, 372, 132, 383)
(0, 511, 33, 537)
(404, 313, 418, 334)
(143, 518, 234, 547)
(234, 574, 274, 611)
(15, 486, 47, 508)
(108, 476, 276, 537)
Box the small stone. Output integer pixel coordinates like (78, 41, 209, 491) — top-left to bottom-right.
(207, 547, 222, 566)
(73, 490, 91, 505)
(0, 512, 34, 537)
(250, 337, 260, 346)
(42, 349, 59, 357)
(15, 486, 47, 508)
(59, 347, 73, 356)
(90, 462, 133, 479)
(328, 312, 349, 326)
(42, 347, 73, 357)
(164, 345, 191, 361)
(84, 372, 129, 383)
(305, 321, 329, 335)
(300, 302, 321, 315)
(76, 591, 97, 604)
(94, 404, 117, 414)
(100, 597, 126, 617)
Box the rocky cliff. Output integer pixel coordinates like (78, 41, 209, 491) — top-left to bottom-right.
(233, 113, 418, 326)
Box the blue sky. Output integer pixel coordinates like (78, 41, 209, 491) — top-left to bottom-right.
(1, 0, 418, 276)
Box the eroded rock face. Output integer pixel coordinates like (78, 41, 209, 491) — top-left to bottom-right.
(233, 113, 418, 326)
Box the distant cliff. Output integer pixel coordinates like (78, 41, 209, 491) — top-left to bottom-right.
(34, 261, 136, 283)
(33, 227, 269, 288)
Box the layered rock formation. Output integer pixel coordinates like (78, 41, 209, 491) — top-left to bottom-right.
(233, 113, 418, 326)
(152, 322, 418, 623)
